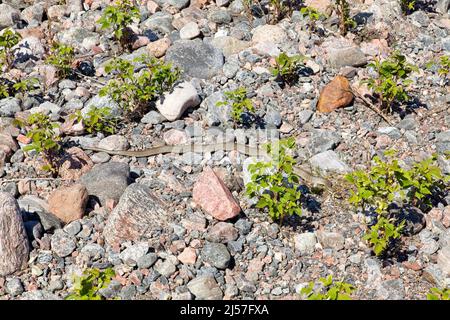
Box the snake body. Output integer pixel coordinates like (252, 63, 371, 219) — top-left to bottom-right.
(83, 143, 332, 189)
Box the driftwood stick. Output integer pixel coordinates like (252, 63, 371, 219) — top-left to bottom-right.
(352, 88, 394, 126)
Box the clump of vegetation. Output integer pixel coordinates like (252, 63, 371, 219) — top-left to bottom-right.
(71, 106, 118, 135)
(216, 87, 255, 127)
(0, 28, 20, 71)
(14, 113, 61, 174)
(333, 0, 356, 36)
(399, 0, 416, 15)
(98, 0, 140, 51)
(45, 42, 75, 78)
(99, 54, 180, 121)
(427, 287, 450, 300)
(271, 52, 306, 86)
(300, 6, 326, 31)
(300, 275, 355, 300)
(242, 0, 296, 24)
(246, 137, 303, 223)
(346, 149, 448, 256)
(65, 268, 116, 300)
(363, 51, 418, 113)
(426, 55, 449, 78)
(0, 77, 39, 99)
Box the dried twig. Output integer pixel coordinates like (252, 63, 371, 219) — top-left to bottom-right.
(351, 87, 394, 126)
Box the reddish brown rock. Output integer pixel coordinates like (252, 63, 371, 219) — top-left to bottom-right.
(0, 192, 30, 276)
(132, 36, 150, 50)
(48, 184, 89, 224)
(57, 147, 94, 180)
(147, 38, 171, 58)
(192, 166, 241, 221)
(317, 75, 354, 113)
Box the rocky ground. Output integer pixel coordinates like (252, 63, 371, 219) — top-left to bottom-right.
(0, 0, 449, 300)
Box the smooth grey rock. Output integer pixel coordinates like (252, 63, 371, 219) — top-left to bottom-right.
(98, 135, 129, 151)
(0, 98, 21, 117)
(80, 162, 131, 206)
(50, 229, 76, 258)
(143, 12, 174, 35)
(201, 242, 231, 269)
(137, 253, 158, 269)
(328, 46, 367, 68)
(141, 110, 167, 124)
(308, 129, 342, 155)
(0, 192, 29, 276)
(165, 39, 224, 79)
(0, 4, 20, 29)
(208, 9, 232, 24)
(6, 278, 24, 296)
(154, 259, 177, 277)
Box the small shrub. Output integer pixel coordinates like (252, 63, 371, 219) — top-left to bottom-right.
(46, 42, 75, 78)
(346, 149, 448, 256)
(245, 137, 303, 223)
(0, 77, 39, 99)
(426, 55, 450, 78)
(363, 216, 405, 256)
(334, 0, 356, 36)
(14, 113, 61, 174)
(399, 0, 416, 14)
(242, 0, 295, 24)
(300, 275, 355, 300)
(271, 52, 306, 86)
(427, 287, 450, 300)
(65, 268, 116, 300)
(99, 54, 180, 121)
(71, 106, 118, 135)
(216, 87, 255, 126)
(98, 0, 140, 51)
(363, 51, 418, 112)
(0, 28, 21, 71)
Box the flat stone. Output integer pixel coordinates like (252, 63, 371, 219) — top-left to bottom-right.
(317, 76, 354, 113)
(309, 150, 350, 174)
(48, 184, 88, 224)
(50, 229, 76, 258)
(187, 275, 223, 300)
(155, 81, 201, 121)
(201, 242, 231, 269)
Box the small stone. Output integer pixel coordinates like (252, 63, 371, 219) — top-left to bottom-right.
(48, 184, 88, 224)
(309, 150, 350, 174)
(180, 22, 200, 40)
(154, 259, 177, 277)
(192, 166, 241, 221)
(317, 231, 345, 251)
(178, 247, 197, 265)
(147, 38, 171, 58)
(294, 233, 317, 255)
(0, 192, 29, 276)
(120, 242, 149, 263)
(50, 229, 76, 258)
(163, 129, 188, 145)
(201, 242, 231, 269)
(317, 76, 354, 113)
(252, 24, 287, 44)
(206, 222, 239, 243)
(6, 278, 24, 296)
(98, 135, 129, 151)
(187, 275, 223, 300)
(137, 253, 158, 269)
(155, 81, 200, 121)
(437, 245, 450, 275)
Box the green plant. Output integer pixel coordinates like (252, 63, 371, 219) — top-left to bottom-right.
(363, 216, 405, 256)
(300, 275, 355, 300)
(65, 267, 116, 300)
(14, 113, 61, 174)
(98, 0, 140, 50)
(45, 42, 75, 78)
(363, 51, 418, 112)
(271, 52, 306, 85)
(71, 106, 118, 135)
(216, 87, 255, 126)
(245, 137, 303, 223)
(346, 149, 448, 256)
(399, 0, 416, 14)
(0, 28, 21, 71)
(427, 287, 450, 300)
(99, 54, 180, 121)
(334, 0, 356, 36)
(426, 55, 450, 78)
(0, 77, 39, 99)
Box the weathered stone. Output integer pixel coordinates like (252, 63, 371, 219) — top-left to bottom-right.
(252, 24, 287, 44)
(294, 232, 317, 256)
(309, 150, 350, 174)
(80, 162, 131, 206)
(48, 184, 88, 224)
(103, 183, 170, 245)
(201, 242, 231, 269)
(317, 76, 354, 113)
(57, 147, 94, 180)
(0, 192, 29, 276)
(205, 222, 239, 243)
(187, 275, 223, 300)
(165, 39, 224, 79)
(155, 81, 200, 121)
(50, 229, 76, 258)
(193, 166, 241, 221)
